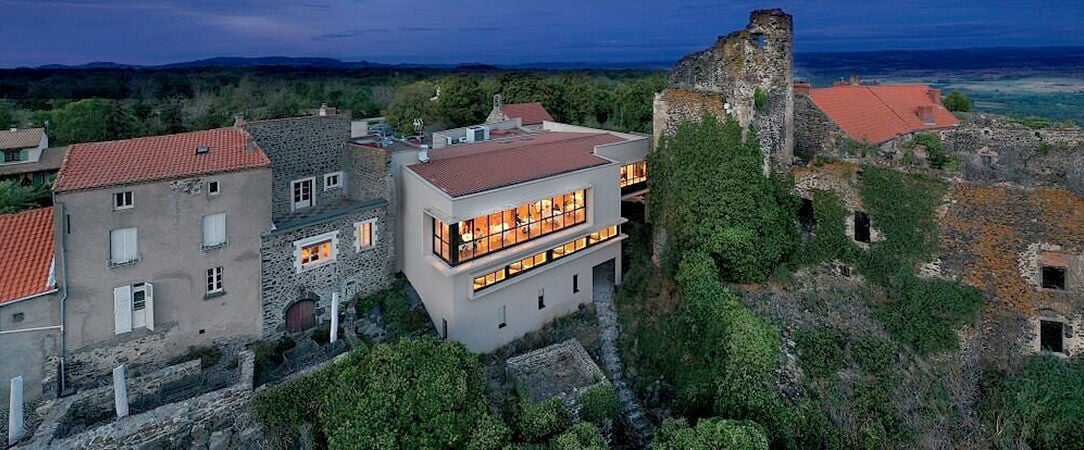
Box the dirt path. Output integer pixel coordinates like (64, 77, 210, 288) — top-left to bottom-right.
(594, 269, 653, 446)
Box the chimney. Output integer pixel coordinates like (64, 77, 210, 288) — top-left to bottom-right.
(927, 88, 942, 105)
(793, 82, 812, 96)
(233, 113, 245, 127)
(917, 106, 934, 125)
(9, 127, 16, 133)
(849, 74, 860, 86)
(319, 103, 329, 117)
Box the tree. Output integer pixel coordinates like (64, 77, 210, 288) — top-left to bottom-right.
(943, 90, 971, 112)
(654, 417, 770, 450)
(649, 115, 799, 282)
(435, 74, 486, 128)
(498, 72, 563, 116)
(552, 422, 608, 450)
(0, 180, 51, 213)
(48, 98, 114, 144)
(319, 337, 497, 449)
(383, 81, 438, 135)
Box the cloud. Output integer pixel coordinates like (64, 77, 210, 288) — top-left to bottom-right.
(314, 29, 390, 40)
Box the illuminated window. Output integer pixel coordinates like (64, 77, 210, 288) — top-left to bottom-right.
(620, 161, 647, 190)
(552, 238, 587, 260)
(294, 231, 338, 272)
(588, 226, 618, 245)
(473, 267, 507, 292)
(356, 219, 377, 251)
(433, 189, 588, 265)
(471, 225, 619, 293)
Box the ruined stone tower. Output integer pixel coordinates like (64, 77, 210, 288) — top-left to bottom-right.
(653, 9, 794, 174)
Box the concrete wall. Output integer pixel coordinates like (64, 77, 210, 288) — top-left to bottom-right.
(244, 114, 352, 220)
(402, 160, 624, 353)
(0, 293, 60, 403)
(56, 168, 271, 368)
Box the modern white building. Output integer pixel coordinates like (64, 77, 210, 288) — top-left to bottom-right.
(401, 121, 649, 352)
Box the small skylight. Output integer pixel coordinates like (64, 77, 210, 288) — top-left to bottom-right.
(196, 145, 210, 154)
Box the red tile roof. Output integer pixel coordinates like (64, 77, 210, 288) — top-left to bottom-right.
(0, 208, 55, 304)
(408, 132, 624, 197)
(809, 85, 959, 144)
(54, 128, 271, 192)
(502, 103, 555, 125)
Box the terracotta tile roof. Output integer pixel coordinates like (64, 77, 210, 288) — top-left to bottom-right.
(810, 85, 959, 144)
(502, 103, 555, 125)
(0, 146, 66, 177)
(0, 207, 55, 304)
(0, 128, 45, 150)
(54, 128, 271, 192)
(408, 132, 624, 197)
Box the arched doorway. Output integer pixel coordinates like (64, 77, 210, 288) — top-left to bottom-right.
(285, 299, 317, 333)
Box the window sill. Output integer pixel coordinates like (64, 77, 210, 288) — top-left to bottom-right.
(204, 291, 226, 300)
(108, 258, 140, 268)
(355, 244, 375, 253)
(298, 259, 336, 273)
(201, 242, 228, 252)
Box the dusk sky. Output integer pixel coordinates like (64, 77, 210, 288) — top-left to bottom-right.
(1, 0, 1082, 68)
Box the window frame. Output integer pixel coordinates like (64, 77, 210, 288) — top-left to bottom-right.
(1041, 265, 1067, 291)
(206, 266, 224, 296)
(293, 231, 339, 273)
(206, 180, 220, 196)
(109, 227, 139, 266)
(355, 218, 378, 252)
(291, 177, 316, 211)
(201, 212, 227, 250)
(3, 149, 20, 163)
(113, 191, 133, 210)
(324, 171, 344, 191)
(471, 225, 619, 294)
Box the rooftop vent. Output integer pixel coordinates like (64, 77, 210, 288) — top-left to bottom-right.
(196, 145, 210, 154)
(418, 149, 430, 163)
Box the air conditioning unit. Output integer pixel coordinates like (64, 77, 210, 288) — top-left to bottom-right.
(465, 125, 489, 143)
(457, 136, 468, 144)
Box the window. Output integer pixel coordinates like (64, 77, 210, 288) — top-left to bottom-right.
(294, 231, 339, 272)
(356, 219, 377, 251)
(435, 189, 587, 265)
(588, 226, 618, 245)
(109, 228, 138, 265)
(573, 274, 579, 293)
(552, 237, 588, 260)
(1042, 266, 1067, 290)
(291, 177, 315, 210)
(473, 267, 507, 292)
(201, 213, 227, 249)
(472, 226, 620, 293)
(854, 211, 871, 243)
(620, 161, 648, 192)
(442, 319, 448, 339)
(3, 150, 20, 163)
(206, 267, 223, 295)
(498, 305, 507, 329)
(207, 180, 220, 195)
(538, 289, 545, 310)
(113, 282, 154, 334)
(113, 191, 133, 210)
(798, 198, 815, 232)
(1040, 320, 1065, 353)
(324, 172, 343, 190)
(12, 312, 24, 322)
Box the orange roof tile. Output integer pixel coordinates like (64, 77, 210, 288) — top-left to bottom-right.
(502, 103, 555, 125)
(0, 208, 55, 304)
(54, 128, 271, 192)
(408, 132, 624, 197)
(809, 85, 959, 144)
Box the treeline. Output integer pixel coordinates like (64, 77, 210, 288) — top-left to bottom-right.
(0, 67, 663, 146)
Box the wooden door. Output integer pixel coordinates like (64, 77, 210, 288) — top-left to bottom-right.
(286, 300, 316, 333)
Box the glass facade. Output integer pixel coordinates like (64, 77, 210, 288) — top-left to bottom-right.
(620, 161, 647, 194)
(472, 225, 619, 292)
(433, 189, 587, 265)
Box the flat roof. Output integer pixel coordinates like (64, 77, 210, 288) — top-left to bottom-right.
(407, 132, 625, 197)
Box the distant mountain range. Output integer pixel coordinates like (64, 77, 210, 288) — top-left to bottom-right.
(25, 46, 1084, 73)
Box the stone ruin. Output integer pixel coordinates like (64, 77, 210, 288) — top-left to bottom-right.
(506, 339, 609, 409)
(653, 8, 795, 174)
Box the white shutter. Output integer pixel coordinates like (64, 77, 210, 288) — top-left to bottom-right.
(202, 214, 226, 247)
(126, 229, 138, 261)
(371, 221, 378, 246)
(144, 283, 155, 331)
(113, 286, 132, 334)
(110, 228, 137, 263)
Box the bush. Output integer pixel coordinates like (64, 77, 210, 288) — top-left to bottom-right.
(517, 397, 569, 443)
(578, 384, 616, 424)
(467, 414, 512, 450)
(802, 189, 857, 265)
(754, 87, 769, 110)
(851, 336, 894, 374)
(943, 90, 971, 112)
(796, 329, 844, 379)
(913, 133, 948, 169)
(253, 352, 348, 448)
(981, 355, 1084, 449)
(654, 417, 770, 449)
(876, 274, 982, 354)
(0, 180, 51, 213)
(552, 422, 607, 450)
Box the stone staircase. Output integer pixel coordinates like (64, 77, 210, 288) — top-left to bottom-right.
(593, 273, 653, 446)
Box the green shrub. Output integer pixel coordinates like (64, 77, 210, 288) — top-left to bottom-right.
(857, 166, 946, 285)
(796, 329, 844, 379)
(754, 87, 769, 110)
(552, 422, 607, 450)
(943, 90, 971, 112)
(981, 355, 1084, 449)
(876, 274, 982, 354)
(803, 189, 857, 265)
(913, 133, 947, 169)
(517, 397, 569, 443)
(852, 336, 894, 374)
(467, 414, 512, 450)
(578, 384, 616, 424)
(253, 352, 349, 448)
(654, 417, 770, 450)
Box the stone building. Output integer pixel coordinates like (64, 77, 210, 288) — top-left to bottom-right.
(0, 207, 59, 403)
(654, 8, 794, 173)
(51, 128, 272, 390)
(244, 112, 395, 335)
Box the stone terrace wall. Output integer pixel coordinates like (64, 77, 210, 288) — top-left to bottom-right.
(244, 114, 352, 221)
(260, 205, 394, 335)
(663, 8, 794, 171)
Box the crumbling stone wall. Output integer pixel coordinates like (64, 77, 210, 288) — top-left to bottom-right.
(940, 184, 1084, 366)
(259, 205, 394, 335)
(657, 9, 794, 172)
(793, 93, 844, 163)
